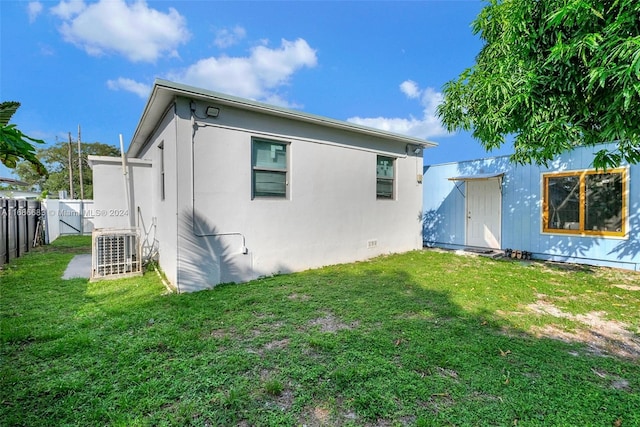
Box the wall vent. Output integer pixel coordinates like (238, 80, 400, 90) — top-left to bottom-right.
(91, 228, 142, 280)
(367, 239, 378, 249)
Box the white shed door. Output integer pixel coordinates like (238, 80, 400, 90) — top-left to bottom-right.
(466, 179, 501, 249)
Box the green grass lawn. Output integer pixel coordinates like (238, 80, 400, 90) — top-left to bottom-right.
(1, 236, 639, 426)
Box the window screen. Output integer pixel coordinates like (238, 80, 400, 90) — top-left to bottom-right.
(585, 173, 623, 232)
(377, 155, 395, 199)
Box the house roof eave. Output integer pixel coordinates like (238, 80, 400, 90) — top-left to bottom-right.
(128, 79, 438, 158)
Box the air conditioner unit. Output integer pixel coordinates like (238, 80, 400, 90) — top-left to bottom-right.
(91, 228, 142, 280)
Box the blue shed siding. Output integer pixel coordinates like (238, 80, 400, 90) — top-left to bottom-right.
(423, 144, 639, 271)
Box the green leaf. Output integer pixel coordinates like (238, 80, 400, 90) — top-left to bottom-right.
(0, 101, 48, 176)
(438, 0, 640, 167)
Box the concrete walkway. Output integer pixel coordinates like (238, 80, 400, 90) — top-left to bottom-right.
(62, 254, 92, 279)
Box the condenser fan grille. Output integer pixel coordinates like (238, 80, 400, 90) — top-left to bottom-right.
(91, 228, 142, 280)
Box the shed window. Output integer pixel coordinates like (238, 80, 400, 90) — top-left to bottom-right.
(376, 155, 395, 199)
(543, 168, 626, 236)
(252, 139, 288, 198)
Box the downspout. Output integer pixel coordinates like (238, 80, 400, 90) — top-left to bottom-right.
(119, 134, 134, 227)
(173, 101, 182, 293)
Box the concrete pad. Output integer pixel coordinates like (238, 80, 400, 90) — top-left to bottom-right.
(63, 254, 92, 280)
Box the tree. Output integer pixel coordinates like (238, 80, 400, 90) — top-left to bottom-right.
(437, 0, 640, 169)
(0, 101, 47, 175)
(15, 141, 120, 199)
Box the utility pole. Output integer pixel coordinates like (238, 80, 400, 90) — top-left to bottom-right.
(67, 132, 74, 199)
(77, 125, 85, 235)
(77, 125, 84, 200)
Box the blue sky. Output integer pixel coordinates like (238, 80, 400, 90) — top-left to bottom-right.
(1, 0, 514, 179)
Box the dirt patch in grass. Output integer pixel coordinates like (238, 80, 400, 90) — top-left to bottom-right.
(612, 284, 640, 291)
(435, 366, 459, 379)
(208, 329, 229, 339)
(297, 405, 334, 426)
(591, 368, 632, 391)
(423, 392, 456, 416)
(248, 338, 291, 356)
(288, 293, 311, 301)
(298, 403, 363, 427)
(263, 338, 290, 351)
(594, 267, 640, 285)
(527, 299, 640, 360)
(313, 406, 331, 424)
(262, 386, 294, 412)
(308, 313, 359, 333)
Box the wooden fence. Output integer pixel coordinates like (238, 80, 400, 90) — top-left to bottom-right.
(0, 199, 44, 267)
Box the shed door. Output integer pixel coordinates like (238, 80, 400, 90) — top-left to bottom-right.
(466, 179, 501, 249)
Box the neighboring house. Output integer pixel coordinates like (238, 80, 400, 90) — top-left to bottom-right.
(422, 143, 639, 271)
(0, 189, 40, 199)
(0, 177, 39, 199)
(90, 79, 434, 292)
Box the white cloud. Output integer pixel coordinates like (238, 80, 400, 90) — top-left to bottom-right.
(52, 0, 190, 62)
(50, 0, 86, 20)
(214, 26, 246, 48)
(348, 80, 449, 140)
(107, 78, 151, 99)
(400, 80, 421, 99)
(168, 38, 317, 106)
(27, 2, 44, 23)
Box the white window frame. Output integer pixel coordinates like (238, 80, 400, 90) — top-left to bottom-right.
(376, 155, 395, 200)
(251, 137, 289, 199)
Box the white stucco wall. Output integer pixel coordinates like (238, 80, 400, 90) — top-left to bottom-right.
(90, 157, 153, 229)
(169, 98, 424, 292)
(136, 107, 180, 288)
(93, 96, 427, 292)
(89, 156, 157, 275)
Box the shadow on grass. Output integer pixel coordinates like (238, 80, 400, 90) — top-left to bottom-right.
(1, 249, 639, 426)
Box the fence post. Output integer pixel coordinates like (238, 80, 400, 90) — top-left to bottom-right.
(1, 199, 8, 265)
(17, 200, 28, 255)
(14, 200, 18, 258)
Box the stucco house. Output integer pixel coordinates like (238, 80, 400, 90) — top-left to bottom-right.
(422, 143, 639, 271)
(90, 79, 434, 292)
